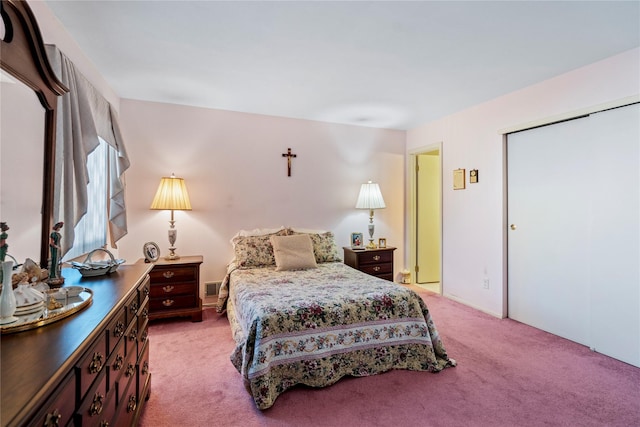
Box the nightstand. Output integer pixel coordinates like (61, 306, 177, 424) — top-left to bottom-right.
(343, 247, 396, 281)
(147, 255, 203, 322)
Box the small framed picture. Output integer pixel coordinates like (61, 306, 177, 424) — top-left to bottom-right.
(378, 238, 387, 248)
(351, 232, 364, 250)
(143, 241, 160, 263)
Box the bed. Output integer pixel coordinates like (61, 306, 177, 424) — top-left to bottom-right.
(216, 228, 455, 409)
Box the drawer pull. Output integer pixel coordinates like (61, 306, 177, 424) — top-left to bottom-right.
(142, 307, 149, 319)
(99, 422, 110, 427)
(373, 255, 381, 261)
(88, 352, 104, 374)
(163, 271, 175, 279)
(162, 285, 175, 293)
(113, 321, 125, 338)
(130, 302, 139, 315)
(125, 362, 136, 378)
(113, 353, 124, 371)
(129, 329, 138, 342)
(127, 395, 138, 413)
(162, 299, 175, 307)
(373, 266, 381, 272)
(141, 330, 148, 343)
(89, 392, 104, 416)
(44, 409, 61, 427)
(142, 360, 150, 376)
(143, 286, 150, 296)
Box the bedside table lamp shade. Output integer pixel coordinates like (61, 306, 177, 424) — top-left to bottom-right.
(355, 181, 386, 249)
(150, 174, 192, 260)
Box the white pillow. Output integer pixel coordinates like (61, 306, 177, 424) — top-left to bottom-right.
(270, 234, 318, 271)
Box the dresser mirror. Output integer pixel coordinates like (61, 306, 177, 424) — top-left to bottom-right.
(0, 0, 67, 268)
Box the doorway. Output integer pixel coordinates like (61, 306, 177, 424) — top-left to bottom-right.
(409, 145, 442, 293)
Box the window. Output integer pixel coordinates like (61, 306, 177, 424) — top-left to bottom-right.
(62, 138, 109, 261)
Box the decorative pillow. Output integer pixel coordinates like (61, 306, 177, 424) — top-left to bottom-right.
(290, 230, 342, 263)
(232, 228, 289, 268)
(270, 234, 318, 271)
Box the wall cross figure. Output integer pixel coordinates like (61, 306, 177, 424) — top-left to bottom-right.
(282, 148, 297, 177)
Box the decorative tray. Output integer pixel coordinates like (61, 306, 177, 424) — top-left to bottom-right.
(70, 248, 125, 277)
(0, 287, 93, 334)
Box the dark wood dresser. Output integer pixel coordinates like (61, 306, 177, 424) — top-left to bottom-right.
(1, 263, 153, 427)
(147, 255, 203, 322)
(343, 246, 396, 281)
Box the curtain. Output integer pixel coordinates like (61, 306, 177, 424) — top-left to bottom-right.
(45, 45, 130, 256)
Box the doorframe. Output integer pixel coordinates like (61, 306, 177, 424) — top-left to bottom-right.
(407, 142, 443, 292)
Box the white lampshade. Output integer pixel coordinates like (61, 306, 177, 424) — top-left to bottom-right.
(356, 181, 386, 210)
(150, 175, 192, 211)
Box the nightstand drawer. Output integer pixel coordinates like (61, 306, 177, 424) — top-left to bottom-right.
(360, 262, 393, 276)
(150, 282, 196, 298)
(149, 266, 197, 283)
(358, 250, 393, 265)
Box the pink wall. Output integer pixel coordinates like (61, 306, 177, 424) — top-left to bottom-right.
(407, 48, 640, 317)
(117, 100, 406, 284)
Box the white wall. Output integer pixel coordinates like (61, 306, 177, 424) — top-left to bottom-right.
(406, 48, 640, 317)
(117, 100, 406, 285)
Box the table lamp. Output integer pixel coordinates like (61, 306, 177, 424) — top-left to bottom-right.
(355, 180, 386, 249)
(150, 174, 192, 260)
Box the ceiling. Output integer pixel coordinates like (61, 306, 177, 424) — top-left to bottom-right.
(44, 1, 639, 130)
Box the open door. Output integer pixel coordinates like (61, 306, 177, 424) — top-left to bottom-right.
(415, 150, 441, 284)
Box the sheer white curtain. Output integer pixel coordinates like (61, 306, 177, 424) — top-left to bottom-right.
(45, 45, 130, 259)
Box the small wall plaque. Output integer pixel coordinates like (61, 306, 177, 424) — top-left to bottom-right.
(453, 168, 466, 190)
(470, 169, 479, 183)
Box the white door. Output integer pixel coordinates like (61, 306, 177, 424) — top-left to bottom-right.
(507, 117, 592, 345)
(508, 103, 640, 367)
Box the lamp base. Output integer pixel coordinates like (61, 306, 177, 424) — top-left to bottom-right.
(165, 247, 180, 260)
(366, 239, 377, 250)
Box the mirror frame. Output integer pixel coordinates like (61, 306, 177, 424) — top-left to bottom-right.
(1, 0, 68, 268)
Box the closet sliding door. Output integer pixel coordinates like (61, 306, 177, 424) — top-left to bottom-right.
(507, 103, 639, 367)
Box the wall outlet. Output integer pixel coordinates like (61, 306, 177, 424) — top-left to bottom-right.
(483, 278, 490, 289)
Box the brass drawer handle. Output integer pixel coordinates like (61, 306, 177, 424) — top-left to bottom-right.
(162, 299, 175, 307)
(130, 302, 139, 315)
(143, 286, 150, 296)
(141, 307, 149, 319)
(113, 321, 125, 338)
(113, 353, 124, 371)
(44, 409, 61, 427)
(89, 392, 104, 416)
(373, 255, 381, 261)
(88, 352, 104, 374)
(142, 360, 150, 376)
(125, 362, 136, 378)
(373, 266, 381, 272)
(163, 271, 175, 279)
(129, 329, 138, 342)
(127, 395, 137, 413)
(162, 285, 175, 293)
(141, 330, 148, 343)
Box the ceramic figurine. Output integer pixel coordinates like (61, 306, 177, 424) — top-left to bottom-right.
(0, 222, 8, 263)
(0, 260, 18, 324)
(48, 222, 65, 286)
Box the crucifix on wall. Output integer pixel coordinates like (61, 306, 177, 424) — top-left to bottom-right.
(282, 148, 297, 177)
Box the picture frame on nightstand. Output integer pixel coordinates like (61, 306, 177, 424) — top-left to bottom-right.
(143, 241, 160, 263)
(378, 238, 387, 248)
(351, 232, 364, 250)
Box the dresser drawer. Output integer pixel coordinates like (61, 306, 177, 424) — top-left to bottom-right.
(149, 266, 197, 284)
(150, 281, 197, 298)
(75, 367, 114, 427)
(31, 371, 75, 427)
(150, 294, 197, 312)
(76, 333, 108, 402)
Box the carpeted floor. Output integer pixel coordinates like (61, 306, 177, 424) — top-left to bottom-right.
(139, 288, 640, 427)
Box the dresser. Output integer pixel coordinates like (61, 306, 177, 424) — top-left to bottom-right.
(147, 255, 203, 322)
(343, 247, 396, 281)
(0, 263, 153, 427)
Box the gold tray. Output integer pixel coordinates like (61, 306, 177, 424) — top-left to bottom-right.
(0, 288, 93, 334)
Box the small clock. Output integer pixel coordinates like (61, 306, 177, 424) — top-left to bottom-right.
(470, 169, 478, 183)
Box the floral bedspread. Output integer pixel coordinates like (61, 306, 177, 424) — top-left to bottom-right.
(226, 262, 456, 410)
